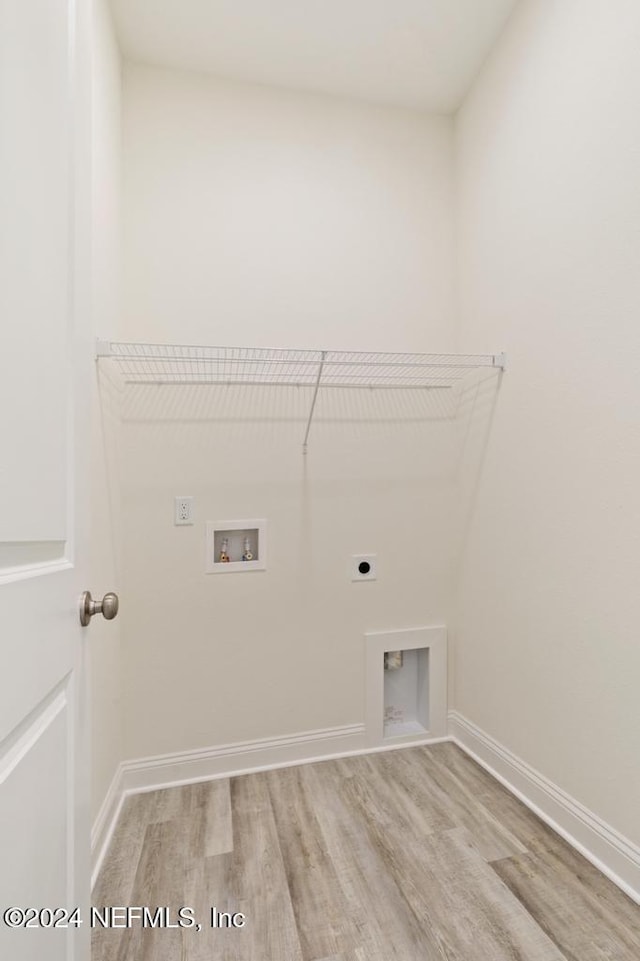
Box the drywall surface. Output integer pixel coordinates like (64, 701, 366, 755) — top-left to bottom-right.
(454, 0, 640, 845)
(121, 63, 453, 350)
(90, 0, 124, 821)
(120, 400, 457, 757)
(119, 65, 456, 758)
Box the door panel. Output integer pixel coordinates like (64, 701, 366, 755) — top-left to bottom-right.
(1, 687, 70, 961)
(0, 0, 92, 958)
(0, 0, 70, 544)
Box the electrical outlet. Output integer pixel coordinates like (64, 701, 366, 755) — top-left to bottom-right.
(350, 554, 377, 581)
(174, 496, 194, 525)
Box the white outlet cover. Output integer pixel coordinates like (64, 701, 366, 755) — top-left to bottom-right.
(174, 496, 194, 525)
(351, 554, 377, 581)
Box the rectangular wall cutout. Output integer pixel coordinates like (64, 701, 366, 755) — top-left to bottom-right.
(365, 626, 447, 747)
(205, 519, 267, 574)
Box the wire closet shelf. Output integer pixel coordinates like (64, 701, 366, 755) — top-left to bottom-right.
(96, 341, 506, 451)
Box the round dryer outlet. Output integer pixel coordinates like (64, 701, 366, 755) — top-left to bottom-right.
(350, 554, 377, 581)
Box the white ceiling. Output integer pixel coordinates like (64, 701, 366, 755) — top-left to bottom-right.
(110, 0, 519, 113)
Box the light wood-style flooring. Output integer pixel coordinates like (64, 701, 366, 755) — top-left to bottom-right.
(92, 742, 640, 960)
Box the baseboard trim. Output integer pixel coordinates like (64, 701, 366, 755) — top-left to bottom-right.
(449, 711, 640, 904)
(91, 764, 126, 890)
(120, 723, 368, 794)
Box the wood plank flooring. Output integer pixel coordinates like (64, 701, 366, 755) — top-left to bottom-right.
(92, 743, 640, 961)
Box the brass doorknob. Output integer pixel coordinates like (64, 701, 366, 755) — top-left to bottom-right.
(79, 591, 119, 627)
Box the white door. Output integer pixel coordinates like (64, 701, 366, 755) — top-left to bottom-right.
(1, 1, 94, 959)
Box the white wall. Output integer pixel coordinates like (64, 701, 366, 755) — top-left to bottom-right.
(454, 0, 640, 846)
(119, 65, 456, 759)
(122, 64, 453, 351)
(90, 0, 124, 820)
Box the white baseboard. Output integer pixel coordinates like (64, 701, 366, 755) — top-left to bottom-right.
(119, 723, 368, 794)
(449, 711, 640, 904)
(91, 764, 126, 890)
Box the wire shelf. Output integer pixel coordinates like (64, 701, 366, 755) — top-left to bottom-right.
(96, 340, 505, 452)
(97, 341, 504, 389)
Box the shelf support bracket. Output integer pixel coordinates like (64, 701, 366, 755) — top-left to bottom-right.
(302, 351, 326, 455)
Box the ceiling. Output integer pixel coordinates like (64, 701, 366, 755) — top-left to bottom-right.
(110, 0, 519, 113)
